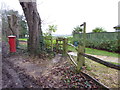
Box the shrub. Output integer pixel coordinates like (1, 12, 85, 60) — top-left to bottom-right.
(85, 40, 119, 53)
(73, 32, 120, 53)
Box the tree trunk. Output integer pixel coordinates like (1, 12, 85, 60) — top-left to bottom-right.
(19, 1, 44, 55)
(7, 14, 19, 47)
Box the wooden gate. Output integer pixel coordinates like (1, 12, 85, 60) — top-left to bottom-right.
(56, 37, 68, 56)
(44, 37, 68, 56)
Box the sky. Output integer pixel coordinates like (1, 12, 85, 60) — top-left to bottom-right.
(118, 1, 120, 25)
(0, 0, 119, 35)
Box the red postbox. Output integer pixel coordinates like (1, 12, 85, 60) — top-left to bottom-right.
(8, 35, 16, 52)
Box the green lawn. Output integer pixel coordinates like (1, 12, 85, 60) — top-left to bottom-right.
(18, 38, 28, 41)
(68, 46, 119, 57)
(85, 48, 119, 57)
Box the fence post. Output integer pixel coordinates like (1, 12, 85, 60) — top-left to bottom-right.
(83, 22, 86, 66)
(77, 45, 84, 71)
(51, 36, 53, 51)
(56, 39, 58, 53)
(63, 38, 67, 56)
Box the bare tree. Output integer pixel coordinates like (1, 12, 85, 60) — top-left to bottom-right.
(7, 14, 19, 36)
(7, 14, 19, 47)
(19, 0, 44, 55)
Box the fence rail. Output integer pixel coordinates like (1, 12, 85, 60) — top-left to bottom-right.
(44, 36, 120, 71)
(80, 52, 120, 70)
(67, 43, 120, 71)
(67, 53, 77, 66)
(68, 43, 78, 50)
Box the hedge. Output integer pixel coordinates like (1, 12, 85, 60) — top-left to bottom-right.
(73, 32, 120, 53)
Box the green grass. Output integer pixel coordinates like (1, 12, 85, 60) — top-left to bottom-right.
(18, 38, 28, 41)
(67, 46, 119, 57)
(84, 58, 119, 88)
(68, 46, 76, 52)
(85, 48, 119, 57)
(107, 61, 120, 65)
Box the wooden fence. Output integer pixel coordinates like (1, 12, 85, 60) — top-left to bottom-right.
(53, 37, 120, 71)
(56, 37, 68, 56)
(44, 22, 120, 71)
(54, 37, 120, 71)
(44, 36, 53, 51)
(67, 43, 120, 71)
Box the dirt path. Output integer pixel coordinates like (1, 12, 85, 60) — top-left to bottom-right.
(2, 42, 41, 88)
(2, 41, 64, 88)
(2, 53, 65, 88)
(68, 52, 119, 63)
(2, 61, 23, 88)
(2, 57, 41, 88)
(2, 52, 105, 89)
(2, 42, 109, 89)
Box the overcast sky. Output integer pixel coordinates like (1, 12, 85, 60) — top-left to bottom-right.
(0, 0, 119, 35)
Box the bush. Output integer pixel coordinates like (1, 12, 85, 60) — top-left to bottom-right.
(67, 37, 73, 44)
(85, 40, 120, 53)
(73, 32, 120, 53)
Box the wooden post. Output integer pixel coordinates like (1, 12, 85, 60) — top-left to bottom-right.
(83, 22, 86, 66)
(56, 39, 58, 53)
(76, 22, 86, 71)
(51, 36, 53, 51)
(77, 45, 84, 71)
(63, 38, 67, 56)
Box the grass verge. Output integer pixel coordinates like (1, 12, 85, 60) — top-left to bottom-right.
(68, 46, 119, 57)
(86, 48, 119, 57)
(82, 58, 119, 88)
(18, 38, 28, 41)
(67, 55, 119, 88)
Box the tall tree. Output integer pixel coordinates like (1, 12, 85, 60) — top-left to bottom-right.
(92, 27, 107, 33)
(72, 25, 83, 35)
(19, 0, 44, 55)
(1, 9, 22, 37)
(7, 14, 19, 47)
(7, 14, 19, 37)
